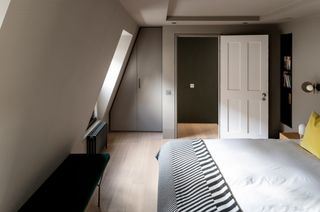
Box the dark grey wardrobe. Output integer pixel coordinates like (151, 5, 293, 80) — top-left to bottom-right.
(110, 28, 162, 131)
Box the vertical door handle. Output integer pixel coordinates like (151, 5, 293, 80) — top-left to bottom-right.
(262, 92, 267, 101)
(138, 78, 141, 89)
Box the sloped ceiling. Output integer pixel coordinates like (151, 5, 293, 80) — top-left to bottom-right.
(0, 0, 137, 211)
(119, 0, 320, 25)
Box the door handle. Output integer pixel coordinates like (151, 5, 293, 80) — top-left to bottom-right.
(138, 78, 141, 89)
(262, 92, 267, 101)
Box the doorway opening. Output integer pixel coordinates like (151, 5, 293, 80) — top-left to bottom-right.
(177, 36, 219, 139)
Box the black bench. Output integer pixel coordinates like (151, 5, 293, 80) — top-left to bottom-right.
(19, 153, 110, 212)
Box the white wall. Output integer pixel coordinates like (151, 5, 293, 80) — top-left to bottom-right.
(163, 25, 281, 138)
(280, 14, 320, 132)
(0, 0, 137, 211)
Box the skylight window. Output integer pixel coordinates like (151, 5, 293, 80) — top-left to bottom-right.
(97, 30, 133, 119)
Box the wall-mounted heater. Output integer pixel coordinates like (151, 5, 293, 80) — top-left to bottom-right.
(86, 121, 107, 154)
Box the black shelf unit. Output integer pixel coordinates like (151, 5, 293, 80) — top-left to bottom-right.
(280, 33, 292, 127)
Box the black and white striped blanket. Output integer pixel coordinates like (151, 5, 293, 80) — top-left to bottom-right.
(157, 140, 241, 212)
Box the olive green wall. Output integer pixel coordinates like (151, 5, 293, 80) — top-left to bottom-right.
(177, 37, 218, 123)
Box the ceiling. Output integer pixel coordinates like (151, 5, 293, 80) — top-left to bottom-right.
(118, 0, 320, 26)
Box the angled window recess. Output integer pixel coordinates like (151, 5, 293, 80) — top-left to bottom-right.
(0, 0, 11, 28)
(97, 30, 133, 118)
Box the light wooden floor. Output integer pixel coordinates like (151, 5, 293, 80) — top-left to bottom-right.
(177, 123, 218, 139)
(87, 132, 165, 212)
(87, 124, 218, 212)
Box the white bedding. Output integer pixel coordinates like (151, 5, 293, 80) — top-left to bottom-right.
(204, 139, 320, 212)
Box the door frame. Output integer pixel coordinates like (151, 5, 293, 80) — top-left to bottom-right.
(174, 34, 221, 138)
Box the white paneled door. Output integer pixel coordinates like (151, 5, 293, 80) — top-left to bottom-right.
(220, 35, 268, 138)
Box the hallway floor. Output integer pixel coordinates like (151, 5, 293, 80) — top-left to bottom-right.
(177, 123, 218, 139)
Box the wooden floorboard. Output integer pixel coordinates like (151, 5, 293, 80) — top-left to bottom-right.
(87, 132, 165, 212)
(87, 123, 218, 212)
(177, 123, 218, 139)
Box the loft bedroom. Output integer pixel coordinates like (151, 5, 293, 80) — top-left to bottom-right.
(1, 0, 320, 211)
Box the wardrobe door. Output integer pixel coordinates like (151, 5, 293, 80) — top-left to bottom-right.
(136, 28, 162, 131)
(110, 48, 137, 131)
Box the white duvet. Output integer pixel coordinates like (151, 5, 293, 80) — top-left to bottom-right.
(204, 139, 320, 212)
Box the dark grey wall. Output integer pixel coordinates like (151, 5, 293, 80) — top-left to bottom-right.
(177, 37, 218, 123)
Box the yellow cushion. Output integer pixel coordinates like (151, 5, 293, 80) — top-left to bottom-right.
(300, 112, 320, 159)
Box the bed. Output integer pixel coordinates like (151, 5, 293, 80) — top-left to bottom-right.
(157, 139, 320, 212)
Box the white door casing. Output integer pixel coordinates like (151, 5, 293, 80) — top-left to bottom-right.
(220, 35, 268, 138)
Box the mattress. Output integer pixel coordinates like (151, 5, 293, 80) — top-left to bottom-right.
(157, 139, 320, 212)
(204, 139, 320, 212)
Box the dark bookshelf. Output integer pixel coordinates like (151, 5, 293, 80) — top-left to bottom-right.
(280, 33, 292, 127)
